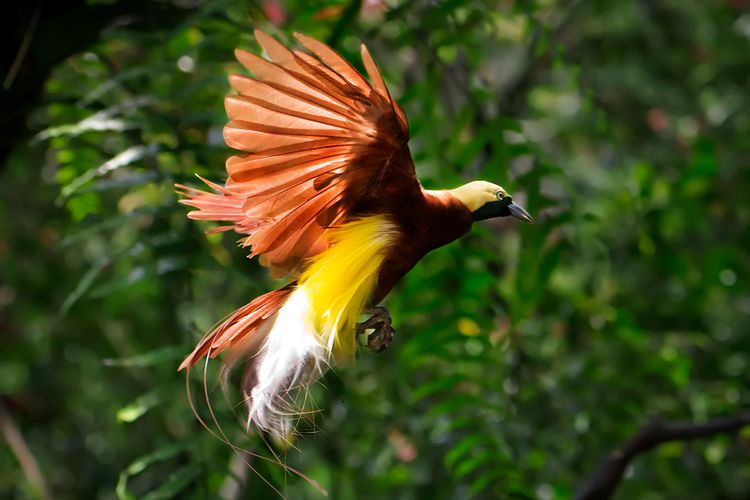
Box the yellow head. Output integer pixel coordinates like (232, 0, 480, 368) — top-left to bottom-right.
(449, 181, 533, 223)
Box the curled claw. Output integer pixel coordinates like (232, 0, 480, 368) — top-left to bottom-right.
(356, 307, 396, 353)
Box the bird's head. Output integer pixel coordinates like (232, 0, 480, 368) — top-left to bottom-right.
(450, 181, 534, 223)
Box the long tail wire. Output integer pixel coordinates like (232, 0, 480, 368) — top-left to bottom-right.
(182, 347, 328, 497)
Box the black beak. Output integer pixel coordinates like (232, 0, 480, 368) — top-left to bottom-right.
(508, 202, 534, 224)
(471, 197, 534, 223)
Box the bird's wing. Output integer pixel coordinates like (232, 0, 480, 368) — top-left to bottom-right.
(178, 30, 417, 277)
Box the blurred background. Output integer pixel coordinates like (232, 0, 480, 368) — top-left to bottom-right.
(2, 0, 750, 498)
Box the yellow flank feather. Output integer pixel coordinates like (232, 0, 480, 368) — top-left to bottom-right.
(298, 215, 397, 359)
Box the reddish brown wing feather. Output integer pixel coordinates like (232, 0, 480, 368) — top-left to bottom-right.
(177, 286, 291, 370)
(179, 30, 416, 277)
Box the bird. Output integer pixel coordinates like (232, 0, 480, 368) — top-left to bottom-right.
(177, 29, 532, 439)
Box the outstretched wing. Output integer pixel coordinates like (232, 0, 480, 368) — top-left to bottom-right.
(179, 30, 418, 277)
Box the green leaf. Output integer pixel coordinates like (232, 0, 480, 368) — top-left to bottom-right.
(116, 443, 191, 500)
(60, 258, 109, 316)
(141, 464, 201, 500)
(116, 385, 173, 423)
(103, 346, 184, 368)
(59, 144, 158, 202)
(411, 374, 463, 403)
(427, 394, 484, 418)
(445, 434, 482, 469)
(37, 96, 155, 142)
(471, 470, 500, 495)
(454, 450, 492, 478)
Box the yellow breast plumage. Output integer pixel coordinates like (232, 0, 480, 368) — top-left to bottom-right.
(298, 215, 397, 359)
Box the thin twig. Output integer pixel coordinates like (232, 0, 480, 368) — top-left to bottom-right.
(4, 3, 41, 90)
(0, 400, 51, 500)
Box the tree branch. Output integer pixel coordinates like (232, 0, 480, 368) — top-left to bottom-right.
(0, 0, 193, 170)
(576, 412, 750, 500)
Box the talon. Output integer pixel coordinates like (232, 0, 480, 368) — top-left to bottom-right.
(357, 307, 396, 353)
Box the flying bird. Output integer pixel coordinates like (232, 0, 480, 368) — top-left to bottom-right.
(178, 30, 532, 439)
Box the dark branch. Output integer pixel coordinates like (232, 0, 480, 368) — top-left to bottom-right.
(576, 412, 750, 500)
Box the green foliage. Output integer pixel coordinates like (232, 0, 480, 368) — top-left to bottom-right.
(2, 0, 750, 498)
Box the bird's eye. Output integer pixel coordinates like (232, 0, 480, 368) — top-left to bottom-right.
(494, 190, 505, 200)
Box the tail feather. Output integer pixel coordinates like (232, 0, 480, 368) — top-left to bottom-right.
(180, 285, 329, 438)
(242, 288, 328, 437)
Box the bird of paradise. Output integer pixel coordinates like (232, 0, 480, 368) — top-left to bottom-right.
(178, 30, 532, 439)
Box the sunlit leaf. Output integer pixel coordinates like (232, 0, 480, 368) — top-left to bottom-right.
(116, 385, 172, 423)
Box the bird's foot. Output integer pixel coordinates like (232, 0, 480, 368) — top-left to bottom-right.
(357, 307, 395, 353)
